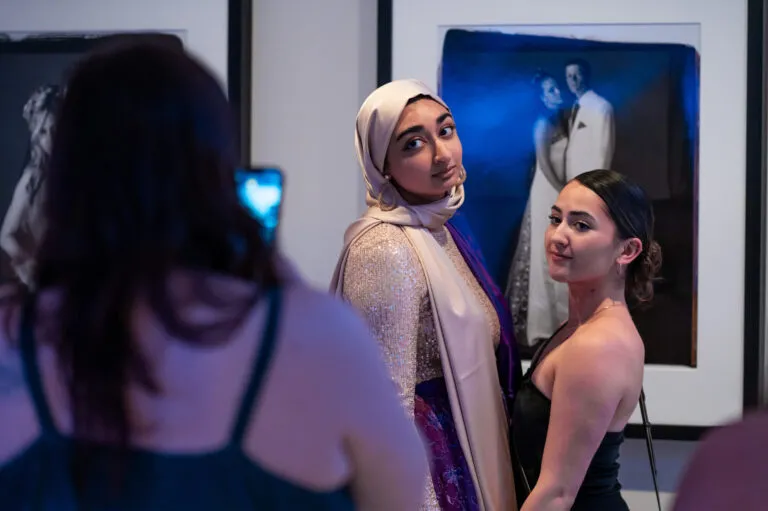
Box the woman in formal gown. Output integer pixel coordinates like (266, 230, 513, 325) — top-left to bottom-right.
(511, 169, 661, 510)
(330, 79, 522, 511)
(507, 71, 570, 350)
(0, 85, 63, 288)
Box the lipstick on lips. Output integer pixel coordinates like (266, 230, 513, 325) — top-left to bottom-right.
(549, 250, 572, 263)
(433, 165, 457, 180)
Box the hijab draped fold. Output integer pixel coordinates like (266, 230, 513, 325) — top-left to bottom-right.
(330, 79, 516, 511)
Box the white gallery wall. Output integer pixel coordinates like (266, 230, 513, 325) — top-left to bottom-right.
(250, 0, 376, 287)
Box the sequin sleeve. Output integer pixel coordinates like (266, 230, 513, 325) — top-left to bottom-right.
(342, 223, 426, 416)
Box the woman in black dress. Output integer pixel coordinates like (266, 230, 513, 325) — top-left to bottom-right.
(512, 169, 661, 510)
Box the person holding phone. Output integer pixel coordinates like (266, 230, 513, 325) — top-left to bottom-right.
(0, 38, 427, 510)
(331, 79, 522, 511)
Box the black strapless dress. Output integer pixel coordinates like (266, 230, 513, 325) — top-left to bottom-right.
(511, 331, 629, 510)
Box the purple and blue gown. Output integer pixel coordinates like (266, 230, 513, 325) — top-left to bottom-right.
(341, 214, 521, 510)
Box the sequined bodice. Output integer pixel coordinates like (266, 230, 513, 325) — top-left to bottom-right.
(342, 222, 503, 510)
(341, 223, 500, 407)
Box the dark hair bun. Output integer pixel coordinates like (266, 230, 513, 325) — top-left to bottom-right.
(628, 240, 662, 303)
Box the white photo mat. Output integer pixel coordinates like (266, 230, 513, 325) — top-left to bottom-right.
(387, 0, 750, 427)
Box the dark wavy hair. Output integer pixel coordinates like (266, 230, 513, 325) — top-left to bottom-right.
(574, 169, 662, 303)
(27, 37, 278, 491)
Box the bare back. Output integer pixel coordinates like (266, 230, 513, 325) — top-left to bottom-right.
(0, 271, 428, 509)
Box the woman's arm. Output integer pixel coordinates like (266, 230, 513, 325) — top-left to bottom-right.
(533, 118, 565, 191)
(522, 328, 638, 511)
(335, 301, 430, 510)
(340, 225, 430, 509)
(341, 225, 426, 418)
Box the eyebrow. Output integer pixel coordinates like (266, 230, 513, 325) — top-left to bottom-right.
(551, 205, 596, 220)
(395, 112, 453, 141)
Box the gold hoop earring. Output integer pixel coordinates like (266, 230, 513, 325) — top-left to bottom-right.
(376, 177, 396, 211)
(457, 165, 467, 185)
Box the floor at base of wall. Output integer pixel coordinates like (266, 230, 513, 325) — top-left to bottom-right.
(622, 490, 676, 511)
(619, 438, 700, 510)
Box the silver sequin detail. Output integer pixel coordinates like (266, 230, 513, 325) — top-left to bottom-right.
(342, 222, 501, 510)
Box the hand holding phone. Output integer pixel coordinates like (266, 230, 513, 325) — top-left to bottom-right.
(235, 166, 284, 246)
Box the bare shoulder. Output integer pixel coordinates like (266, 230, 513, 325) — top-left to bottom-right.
(567, 316, 644, 367)
(561, 315, 644, 388)
(280, 282, 378, 357)
(273, 282, 396, 409)
(533, 116, 551, 136)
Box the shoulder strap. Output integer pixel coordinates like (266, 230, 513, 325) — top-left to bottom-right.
(229, 286, 283, 446)
(18, 294, 58, 435)
(528, 321, 568, 374)
(639, 388, 661, 511)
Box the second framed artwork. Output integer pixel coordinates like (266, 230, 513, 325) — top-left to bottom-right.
(378, 0, 763, 430)
(0, 0, 253, 284)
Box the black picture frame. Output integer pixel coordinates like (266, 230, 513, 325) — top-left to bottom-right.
(0, 3, 254, 284)
(228, 0, 253, 166)
(0, 0, 253, 166)
(376, 0, 767, 440)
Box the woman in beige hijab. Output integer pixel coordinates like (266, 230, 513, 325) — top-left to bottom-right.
(330, 79, 522, 510)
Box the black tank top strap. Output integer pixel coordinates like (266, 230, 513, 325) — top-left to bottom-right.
(18, 294, 58, 436)
(229, 286, 283, 447)
(527, 321, 568, 375)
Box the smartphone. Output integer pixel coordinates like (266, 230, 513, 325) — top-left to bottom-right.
(235, 166, 284, 245)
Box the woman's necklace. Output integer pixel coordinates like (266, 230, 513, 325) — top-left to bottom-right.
(568, 299, 626, 330)
(584, 299, 626, 324)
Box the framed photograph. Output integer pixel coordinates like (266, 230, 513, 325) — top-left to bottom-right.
(378, 0, 765, 432)
(0, 0, 253, 285)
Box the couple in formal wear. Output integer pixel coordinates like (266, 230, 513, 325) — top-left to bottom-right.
(507, 58, 616, 350)
(332, 77, 658, 510)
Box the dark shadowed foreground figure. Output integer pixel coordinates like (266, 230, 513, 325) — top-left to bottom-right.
(672, 408, 768, 511)
(0, 38, 427, 510)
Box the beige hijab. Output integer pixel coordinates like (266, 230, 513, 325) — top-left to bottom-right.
(330, 79, 516, 511)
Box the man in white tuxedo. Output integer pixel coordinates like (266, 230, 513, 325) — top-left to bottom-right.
(563, 58, 615, 180)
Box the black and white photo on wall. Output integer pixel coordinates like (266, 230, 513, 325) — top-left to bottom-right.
(378, 0, 767, 431)
(0, 0, 253, 288)
(0, 33, 184, 286)
(435, 25, 700, 368)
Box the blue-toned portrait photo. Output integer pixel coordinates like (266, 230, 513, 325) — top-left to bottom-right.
(439, 27, 699, 366)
